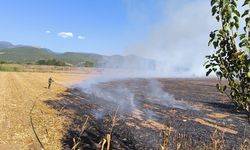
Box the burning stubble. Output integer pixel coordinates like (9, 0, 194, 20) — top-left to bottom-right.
(74, 77, 197, 118)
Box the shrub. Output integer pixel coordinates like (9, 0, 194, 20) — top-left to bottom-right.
(205, 0, 250, 118)
(36, 59, 67, 66)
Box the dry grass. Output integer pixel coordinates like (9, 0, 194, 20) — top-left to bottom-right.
(71, 116, 90, 150)
(0, 71, 95, 149)
(99, 106, 119, 150)
(161, 124, 172, 150)
(160, 124, 250, 150)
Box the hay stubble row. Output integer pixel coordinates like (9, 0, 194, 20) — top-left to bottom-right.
(0, 71, 94, 149)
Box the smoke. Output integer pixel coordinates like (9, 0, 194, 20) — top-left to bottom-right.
(124, 0, 218, 77)
(73, 0, 211, 118)
(74, 77, 196, 113)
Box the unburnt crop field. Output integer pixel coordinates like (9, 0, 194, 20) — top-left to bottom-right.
(0, 71, 97, 149)
(0, 71, 250, 150)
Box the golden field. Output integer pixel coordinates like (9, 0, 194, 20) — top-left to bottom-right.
(0, 70, 98, 149)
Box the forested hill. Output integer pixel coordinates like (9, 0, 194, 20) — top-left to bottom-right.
(0, 41, 155, 69)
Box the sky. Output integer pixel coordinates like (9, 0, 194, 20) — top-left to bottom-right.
(0, 0, 213, 54)
(0, 0, 222, 76)
(0, 0, 162, 54)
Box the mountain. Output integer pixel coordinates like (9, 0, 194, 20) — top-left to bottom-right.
(60, 52, 103, 65)
(0, 46, 56, 63)
(0, 41, 156, 69)
(0, 41, 15, 49)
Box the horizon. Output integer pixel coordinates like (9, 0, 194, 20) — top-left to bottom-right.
(0, 0, 213, 54)
(0, 40, 146, 57)
(0, 0, 218, 76)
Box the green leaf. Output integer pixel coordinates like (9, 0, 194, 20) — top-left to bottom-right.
(208, 39, 213, 46)
(231, 0, 237, 7)
(209, 32, 216, 39)
(230, 22, 234, 29)
(233, 9, 240, 17)
(235, 22, 239, 29)
(211, 0, 217, 6)
(246, 17, 250, 26)
(206, 69, 212, 76)
(213, 41, 219, 49)
(216, 71, 223, 80)
(241, 10, 249, 18)
(216, 15, 220, 21)
(212, 6, 217, 16)
(205, 55, 211, 59)
(205, 64, 211, 69)
(239, 34, 246, 40)
(233, 32, 238, 38)
(242, 0, 250, 6)
(233, 16, 239, 23)
(239, 41, 246, 47)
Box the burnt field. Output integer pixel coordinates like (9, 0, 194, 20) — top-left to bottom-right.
(46, 78, 250, 150)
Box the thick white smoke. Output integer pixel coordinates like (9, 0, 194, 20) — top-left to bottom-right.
(74, 77, 195, 112)
(74, 0, 215, 114)
(124, 0, 218, 77)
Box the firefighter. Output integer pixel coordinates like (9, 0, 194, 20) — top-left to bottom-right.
(48, 77, 54, 89)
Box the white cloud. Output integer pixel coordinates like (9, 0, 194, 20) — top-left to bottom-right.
(45, 30, 51, 34)
(78, 35, 85, 40)
(58, 32, 74, 38)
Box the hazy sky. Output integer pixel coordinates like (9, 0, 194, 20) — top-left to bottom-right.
(0, 0, 214, 55)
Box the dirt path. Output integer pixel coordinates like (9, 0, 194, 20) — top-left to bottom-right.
(0, 71, 95, 149)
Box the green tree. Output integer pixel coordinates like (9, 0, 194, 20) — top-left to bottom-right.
(84, 60, 94, 67)
(36, 60, 47, 65)
(0, 61, 6, 64)
(36, 59, 67, 66)
(205, 0, 250, 118)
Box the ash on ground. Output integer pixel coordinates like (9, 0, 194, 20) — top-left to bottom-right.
(46, 78, 250, 150)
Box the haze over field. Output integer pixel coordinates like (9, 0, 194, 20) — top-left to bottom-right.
(0, 0, 220, 77)
(125, 0, 217, 77)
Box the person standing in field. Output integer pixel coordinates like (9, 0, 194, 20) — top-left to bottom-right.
(48, 77, 54, 89)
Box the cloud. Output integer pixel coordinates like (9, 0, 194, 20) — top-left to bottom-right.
(78, 35, 85, 40)
(45, 30, 51, 34)
(58, 32, 74, 38)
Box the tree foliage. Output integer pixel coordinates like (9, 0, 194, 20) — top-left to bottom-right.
(84, 61, 95, 67)
(205, 0, 250, 113)
(36, 59, 67, 66)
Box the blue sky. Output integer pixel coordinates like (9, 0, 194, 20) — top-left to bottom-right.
(0, 0, 221, 76)
(0, 0, 169, 54)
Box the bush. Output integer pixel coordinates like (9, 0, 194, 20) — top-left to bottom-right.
(84, 61, 94, 67)
(0, 61, 6, 64)
(36, 59, 67, 66)
(205, 0, 250, 117)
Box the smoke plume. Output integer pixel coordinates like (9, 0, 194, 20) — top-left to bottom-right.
(73, 0, 214, 115)
(124, 0, 217, 77)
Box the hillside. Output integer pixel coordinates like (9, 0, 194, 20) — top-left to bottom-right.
(0, 41, 15, 49)
(60, 52, 103, 65)
(0, 47, 56, 63)
(0, 41, 156, 69)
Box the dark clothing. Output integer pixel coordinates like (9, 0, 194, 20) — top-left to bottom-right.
(48, 78, 54, 89)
